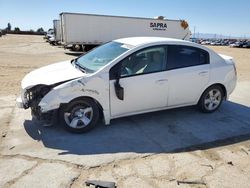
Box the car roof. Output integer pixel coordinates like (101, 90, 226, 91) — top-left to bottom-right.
(114, 37, 192, 47)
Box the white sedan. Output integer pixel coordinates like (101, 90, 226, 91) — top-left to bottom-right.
(17, 37, 237, 133)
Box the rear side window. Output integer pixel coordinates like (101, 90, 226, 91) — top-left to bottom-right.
(167, 45, 209, 70)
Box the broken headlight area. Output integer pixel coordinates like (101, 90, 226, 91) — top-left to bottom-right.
(23, 81, 71, 121)
(24, 85, 53, 118)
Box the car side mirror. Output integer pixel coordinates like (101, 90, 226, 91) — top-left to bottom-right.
(114, 73, 124, 100)
(110, 64, 124, 100)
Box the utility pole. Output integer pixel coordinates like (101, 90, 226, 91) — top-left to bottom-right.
(193, 26, 196, 39)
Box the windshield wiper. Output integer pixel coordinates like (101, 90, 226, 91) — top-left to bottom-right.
(72, 59, 86, 73)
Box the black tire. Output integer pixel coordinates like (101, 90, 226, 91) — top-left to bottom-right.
(59, 98, 100, 133)
(198, 85, 224, 113)
(72, 44, 82, 51)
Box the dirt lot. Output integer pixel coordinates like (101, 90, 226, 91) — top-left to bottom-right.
(0, 34, 74, 96)
(0, 34, 250, 188)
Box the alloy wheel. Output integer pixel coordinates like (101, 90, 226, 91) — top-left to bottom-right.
(204, 89, 222, 111)
(64, 105, 93, 129)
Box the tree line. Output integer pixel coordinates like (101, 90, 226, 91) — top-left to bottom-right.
(3, 23, 45, 35)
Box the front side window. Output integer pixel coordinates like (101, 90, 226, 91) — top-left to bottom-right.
(76, 42, 131, 73)
(167, 45, 209, 70)
(120, 46, 166, 77)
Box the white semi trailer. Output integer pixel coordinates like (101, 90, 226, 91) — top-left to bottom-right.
(60, 12, 191, 51)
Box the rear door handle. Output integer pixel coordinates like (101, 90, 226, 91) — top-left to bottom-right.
(199, 71, 208, 76)
(155, 79, 168, 84)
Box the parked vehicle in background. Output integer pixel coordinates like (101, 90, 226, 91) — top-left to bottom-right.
(230, 41, 246, 48)
(201, 39, 235, 46)
(229, 42, 237, 48)
(243, 41, 250, 48)
(52, 19, 62, 45)
(44, 29, 54, 42)
(0, 29, 7, 36)
(238, 42, 246, 47)
(221, 40, 229, 46)
(201, 41, 210, 45)
(16, 37, 237, 133)
(60, 12, 191, 51)
(214, 41, 222, 46)
(48, 36, 56, 45)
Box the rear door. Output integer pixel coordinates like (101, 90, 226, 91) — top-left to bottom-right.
(166, 45, 210, 106)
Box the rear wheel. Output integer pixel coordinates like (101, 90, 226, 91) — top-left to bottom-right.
(60, 99, 100, 133)
(198, 85, 224, 113)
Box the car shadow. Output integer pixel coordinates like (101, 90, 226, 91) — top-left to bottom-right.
(23, 101, 250, 155)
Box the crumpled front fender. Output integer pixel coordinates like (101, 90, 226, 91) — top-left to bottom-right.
(38, 76, 108, 114)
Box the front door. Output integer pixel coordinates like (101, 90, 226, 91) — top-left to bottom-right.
(109, 46, 169, 117)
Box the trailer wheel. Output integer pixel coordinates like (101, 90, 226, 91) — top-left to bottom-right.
(72, 44, 82, 51)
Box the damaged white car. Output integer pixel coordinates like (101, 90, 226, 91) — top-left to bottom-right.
(17, 37, 237, 133)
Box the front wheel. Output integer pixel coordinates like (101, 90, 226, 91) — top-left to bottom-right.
(198, 85, 224, 113)
(60, 99, 100, 133)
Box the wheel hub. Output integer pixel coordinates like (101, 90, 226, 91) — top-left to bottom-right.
(64, 106, 93, 129)
(204, 89, 222, 111)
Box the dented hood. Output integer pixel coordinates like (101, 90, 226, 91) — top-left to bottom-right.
(21, 60, 85, 89)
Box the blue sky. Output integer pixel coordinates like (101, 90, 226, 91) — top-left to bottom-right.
(0, 0, 250, 37)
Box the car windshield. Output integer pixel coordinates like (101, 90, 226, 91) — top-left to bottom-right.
(76, 42, 131, 73)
